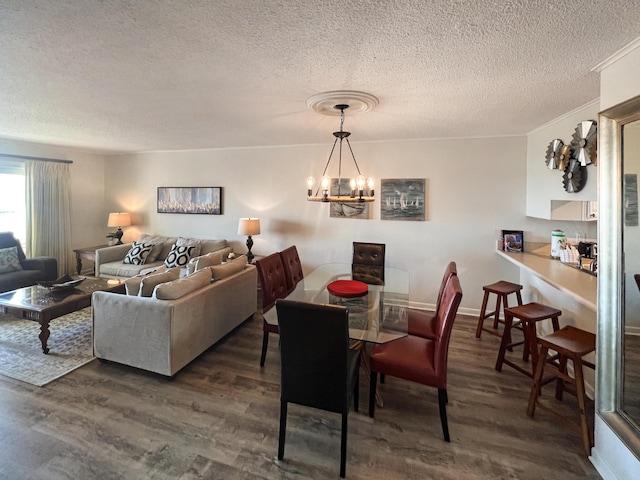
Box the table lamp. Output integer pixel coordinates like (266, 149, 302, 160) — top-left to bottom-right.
(238, 217, 260, 263)
(107, 212, 131, 245)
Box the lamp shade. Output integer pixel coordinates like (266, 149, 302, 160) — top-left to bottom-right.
(107, 212, 132, 228)
(238, 218, 260, 236)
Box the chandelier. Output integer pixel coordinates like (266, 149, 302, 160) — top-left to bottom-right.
(306, 92, 377, 203)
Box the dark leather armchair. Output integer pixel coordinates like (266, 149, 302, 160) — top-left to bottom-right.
(408, 261, 457, 340)
(279, 245, 303, 293)
(255, 252, 290, 366)
(369, 275, 463, 442)
(0, 232, 57, 293)
(352, 241, 385, 285)
(275, 299, 360, 478)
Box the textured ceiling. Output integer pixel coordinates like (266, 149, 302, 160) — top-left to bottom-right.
(1, 0, 640, 154)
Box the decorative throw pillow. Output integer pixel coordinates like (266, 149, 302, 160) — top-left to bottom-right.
(164, 244, 196, 268)
(123, 241, 155, 265)
(0, 246, 22, 274)
(176, 237, 202, 258)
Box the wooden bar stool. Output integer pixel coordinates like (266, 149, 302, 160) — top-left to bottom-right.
(475, 281, 523, 339)
(526, 326, 596, 454)
(495, 302, 561, 378)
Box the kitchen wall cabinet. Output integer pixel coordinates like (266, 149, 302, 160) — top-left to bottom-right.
(549, 200, 598, 221)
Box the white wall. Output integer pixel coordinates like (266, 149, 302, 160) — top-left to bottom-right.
(103, 135, 601, 314)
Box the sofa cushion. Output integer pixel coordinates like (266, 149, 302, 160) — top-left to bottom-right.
(123, 241, 155, 265)
(137, 233, 169, 262)
(164, 244, 196, 268)
(124, 265, 168, 295)
(139, 267, 181, 297)
(193, 251, 223, 272)
(153, 268, 212, 300)
(199, 239, 228, 255)
(0, 246, 23, 274)
(210, 256, 247, 281)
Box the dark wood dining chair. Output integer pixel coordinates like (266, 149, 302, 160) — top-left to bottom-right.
(255, 253, 290, 367)
(368, 275, 463, 442)
(275, 299, 360, 479)
(408, 261, 457, 340)
(352, 242, 385, 285)
(279, 245, 304, 293)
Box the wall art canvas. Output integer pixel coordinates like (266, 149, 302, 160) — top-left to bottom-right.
(624, 173, 639, 227)
(329, 178, 370, 219)
(380, 178, 425, 221)
(157, 187, 222, 214)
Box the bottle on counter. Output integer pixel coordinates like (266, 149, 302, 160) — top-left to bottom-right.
(551, 230, 566, 259)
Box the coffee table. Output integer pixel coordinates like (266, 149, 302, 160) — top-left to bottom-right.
(0, 277, 125, 354)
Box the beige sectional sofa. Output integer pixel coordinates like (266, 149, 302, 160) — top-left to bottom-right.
(92, 256, 257, 377)
(94, 234, 233, 279)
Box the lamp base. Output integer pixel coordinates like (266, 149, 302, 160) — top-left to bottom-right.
(114, 228, 124, 245)
(246, 236, 254, 264)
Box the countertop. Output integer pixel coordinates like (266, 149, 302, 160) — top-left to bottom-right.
(496, 244, 597, 312)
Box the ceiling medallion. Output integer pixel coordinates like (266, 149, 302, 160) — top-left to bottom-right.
(306, 91, 378, 203)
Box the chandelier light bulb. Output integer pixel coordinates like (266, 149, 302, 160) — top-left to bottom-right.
(306, 176, 315, 196)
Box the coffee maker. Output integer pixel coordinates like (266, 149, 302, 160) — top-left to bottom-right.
(578, 242, 597, 273)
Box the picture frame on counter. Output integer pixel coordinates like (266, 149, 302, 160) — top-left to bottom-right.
(502, 229, 524, 252)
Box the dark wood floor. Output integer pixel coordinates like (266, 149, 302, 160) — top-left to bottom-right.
(0, 313, 601, 479)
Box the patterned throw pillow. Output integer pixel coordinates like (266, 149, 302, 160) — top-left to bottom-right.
(164, 244, 195, 268)
(0, 246, 23, 274)
(123, 241, 155, 265)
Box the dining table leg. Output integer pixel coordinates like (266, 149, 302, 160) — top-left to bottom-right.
(350, 340, 384, 407)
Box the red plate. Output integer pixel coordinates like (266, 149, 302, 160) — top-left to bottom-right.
(327, 279, 369, 298)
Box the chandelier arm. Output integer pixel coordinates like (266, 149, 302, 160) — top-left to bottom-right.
(313, 136, 340, 197)
(344, 138, 363, 175)
(337, 138, 344, 196)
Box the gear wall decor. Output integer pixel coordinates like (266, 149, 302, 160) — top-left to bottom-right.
(571, 120, 597, 166)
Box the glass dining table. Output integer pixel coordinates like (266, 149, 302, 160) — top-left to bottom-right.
(262, 263, 409, 344)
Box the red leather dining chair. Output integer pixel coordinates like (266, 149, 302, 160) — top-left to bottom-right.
(408, 261, 457, 340)
(275, 299, 360, 478)
(368, 275, 463, 442)
(352, 242, 385, 285)
(255, 253, 290, 367)
(279, 245, 304, 293)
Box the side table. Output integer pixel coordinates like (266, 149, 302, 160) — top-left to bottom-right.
(73, 244, 109, 275)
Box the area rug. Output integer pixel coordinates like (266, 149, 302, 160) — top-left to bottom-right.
(0, 306, 94, 386)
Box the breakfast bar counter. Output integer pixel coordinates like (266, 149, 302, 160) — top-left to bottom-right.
(496, 246, 597, 312)
(496, 244, 598, 397)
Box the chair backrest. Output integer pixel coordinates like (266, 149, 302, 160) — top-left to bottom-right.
(276, 299, 350, 414)
(435, 261, 457, 314)
(279, 245, 304, 292)
(255, 253, 290, 312)
(352, 242, 385, 285)
(0, 232, 26, 261)
(433, 275, 463, 384)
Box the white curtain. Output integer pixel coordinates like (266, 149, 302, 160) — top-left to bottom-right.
(25, 160, 73, 276)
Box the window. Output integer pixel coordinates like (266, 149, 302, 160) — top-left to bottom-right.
(0, 160, 26, 246)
